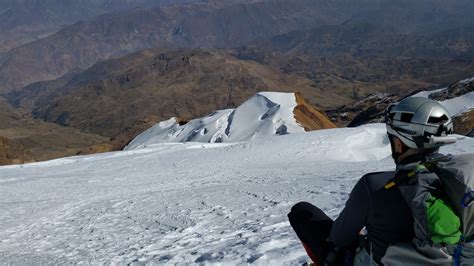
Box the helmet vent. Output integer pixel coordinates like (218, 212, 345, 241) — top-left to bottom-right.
(394, 126, 417, 135)
(428, 115, 449, 125)
(400, 113, 414, 123)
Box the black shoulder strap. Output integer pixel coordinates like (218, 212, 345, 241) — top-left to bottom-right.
(384, 165, 428, 190)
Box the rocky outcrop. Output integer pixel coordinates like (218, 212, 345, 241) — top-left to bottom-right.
(429, 78, 474, 101)
(294, 92, 336, 131)
(326, 78, 474, 136)
(429, 78, 474, 137)
(0, 137, 32, 165)
(453, 110, 474, 137)
(326, 93, 400, 127)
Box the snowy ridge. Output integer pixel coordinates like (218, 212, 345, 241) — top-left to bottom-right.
(440, 93, 474, 117)
(459, 77, 474, 84)
(125, 92, 305, 150)
(412, 78, 474, 117)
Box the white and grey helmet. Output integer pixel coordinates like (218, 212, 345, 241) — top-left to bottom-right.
(385, 97, 454, 149)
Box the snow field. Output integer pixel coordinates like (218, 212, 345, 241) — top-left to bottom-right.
(1, 124, 473, 265)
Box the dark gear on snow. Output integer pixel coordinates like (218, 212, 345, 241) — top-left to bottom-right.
(288, 202, 355, 266)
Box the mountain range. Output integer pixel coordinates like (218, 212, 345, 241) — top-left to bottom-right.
(0, 0, 344, 93)
(256, 22, 474, 60)
(0, 0, 473, 165)
(0, 0, 198, 54)
(2, 0, 474, 93)
(1, 2, 474, 264)
(2, 48, 344, 164)
(8, 49, 340, 137)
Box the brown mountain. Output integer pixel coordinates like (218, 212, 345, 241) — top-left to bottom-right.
(0, 0, 352, 93)
(0, 96, 109, 165)
(10, 45, 473, 138)
(236, 46, 474, 96)
(256, 22, 474, 60)
(3, 47, 473, 164)
(2, 47, 347, 164)
(6, 48, 348, 156)
(0, 0, 195, 54)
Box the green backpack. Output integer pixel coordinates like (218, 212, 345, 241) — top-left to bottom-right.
(382, 154, 474, 266)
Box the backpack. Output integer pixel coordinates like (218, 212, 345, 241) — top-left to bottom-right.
(381, 153, 474, 266)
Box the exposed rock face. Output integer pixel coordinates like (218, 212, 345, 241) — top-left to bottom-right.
(429, 78, 474, 101)
(0, 137, 32, 165)
(326, 93, 401, 127)
(453, 110, 474, 137)
(293, 92, 336, 131)
(429, 78, 474, 137)
(327, 78, 474, 136)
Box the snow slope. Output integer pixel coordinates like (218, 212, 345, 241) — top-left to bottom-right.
(125, 92, 306, 150)
(1, 124, 473, 265)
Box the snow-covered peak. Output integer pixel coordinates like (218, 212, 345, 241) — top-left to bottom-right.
(125, 92, 311, 150)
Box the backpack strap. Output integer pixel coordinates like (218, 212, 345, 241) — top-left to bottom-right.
(385, 164, 428, 189)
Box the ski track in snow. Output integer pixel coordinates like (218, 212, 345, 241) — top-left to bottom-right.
(1, 124, 473, 265)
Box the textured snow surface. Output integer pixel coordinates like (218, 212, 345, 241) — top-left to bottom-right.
(439, 93, 474, 117)
(1, 124, 473, 265)
(125, 92, 305, 150)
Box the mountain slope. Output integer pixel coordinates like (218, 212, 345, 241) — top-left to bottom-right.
(0, 97, 109, 165)
(8, 48, 345, 139)
(0, 0, 196, 53)
(125, 92, 335, 149)
(257, 22, 474, 60)
(0, 0, 348, 93)
(236, 46, 474, 96)
(4, 0, 473, 93)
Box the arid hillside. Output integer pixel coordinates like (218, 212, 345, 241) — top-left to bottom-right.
(0, 0, 350, 93)
(9, 49, 344, 138)
(0, 0, 194, 53)
(0, 97, 109, 165)
(3, 0, 473, 93)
